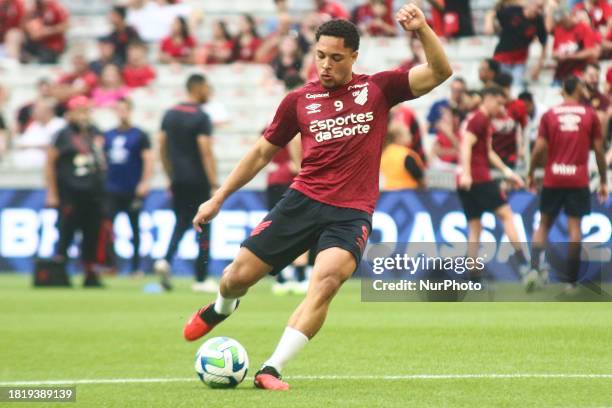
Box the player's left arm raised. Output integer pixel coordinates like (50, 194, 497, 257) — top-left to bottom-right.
(397, 3, 452, 97)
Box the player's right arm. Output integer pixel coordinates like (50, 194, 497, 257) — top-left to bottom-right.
(45, 146, 60, 208)
(527, 137, 548, 191)
(192, 137, 281, 231)
(158, 130, 172, 181)
(458, 131, 476, 190)
(591, 113, 608, 203)
(396, 3, 452, 97)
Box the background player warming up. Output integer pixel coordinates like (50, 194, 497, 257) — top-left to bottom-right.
(527, 76, 608, 292)
(457, 87, 531, 285)
(185, 3, 452, 390)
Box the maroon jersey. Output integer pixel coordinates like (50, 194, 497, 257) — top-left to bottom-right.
(553, 22, 597, 80)
(491, 108, 520, 166)
(263, 69, 415, 214)
(460, 109, 492, 183)
(538, 102, 601, 188)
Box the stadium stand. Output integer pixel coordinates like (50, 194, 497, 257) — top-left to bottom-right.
(0, 0, 610, 191)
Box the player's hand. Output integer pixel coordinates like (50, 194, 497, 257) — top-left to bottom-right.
(598, 182, 609, 204)
(458, 173, 472, 190)
(135, 181, 150, 198)
(192, 197, 223, 232)
(507, 171, 525, 189)
(396, 3, 427, 31)
(526, 174, 537, 193)
(46, 191, 59, 208)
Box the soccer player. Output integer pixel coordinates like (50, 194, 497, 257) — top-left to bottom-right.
(155, 74, 218, 293)
(527, 76, 608, 290)
(185, 4, 452, 390)
(457, 87, 529, 281)
(103, 98, 153, 275)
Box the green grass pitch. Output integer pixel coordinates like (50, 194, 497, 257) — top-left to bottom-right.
(1, 273, 611, 408)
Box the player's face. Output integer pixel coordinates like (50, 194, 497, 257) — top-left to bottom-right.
(315, 35, 358, 89)
(69, 107, 90, 127)
(197, 82, 210, 103)
(115, 101, 131, 123)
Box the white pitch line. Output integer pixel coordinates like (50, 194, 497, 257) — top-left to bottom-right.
(1, 374, 612, 386)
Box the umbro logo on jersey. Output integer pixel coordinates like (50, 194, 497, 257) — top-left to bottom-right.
(354, 87, 368, 106)
(305, 103, 322, 114)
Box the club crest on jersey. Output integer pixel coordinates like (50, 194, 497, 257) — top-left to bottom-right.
(305, 103, 322, 114)
(353, 87, 368, 106)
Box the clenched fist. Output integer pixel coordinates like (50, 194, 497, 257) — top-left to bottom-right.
(396, 3, 427, 31)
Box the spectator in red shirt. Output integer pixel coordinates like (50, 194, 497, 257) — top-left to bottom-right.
(231, 14, 262, 62)
(552, 7, 600, 82)
(600, 18, 612, 59)
(108, 5, 141, 65)
(196, 19, 233, 65)
(92, 64, 130, 108)
(160, 16, 196, 64)
(123, 41, 156, 88)
(0, 0, 25, 42)
(352, 0, 396, 37)
(56, 53, 99, 102)
(606, 65, 612, 95)
(0, 0, 26, 63)
(582, 63, 610, 137)
(572, 0, 611, 31)
(314, 0, 350, 20)
(22, 0, 69, 64)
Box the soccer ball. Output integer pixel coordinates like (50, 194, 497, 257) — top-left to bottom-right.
(194, 337, 249, 388)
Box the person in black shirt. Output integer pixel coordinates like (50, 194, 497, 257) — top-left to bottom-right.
(45, 96, 106, 287)
(155, 74, 218, 292)
(444, 0, 474, 38)
(488, 1, 547, 89)
(107, 5, 140, 65)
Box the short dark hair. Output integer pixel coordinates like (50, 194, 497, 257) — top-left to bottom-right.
(518, 90, 534, 103)
(493, 72, 513, 88)
(484, 58, 501, 75)
(186, 74, 206, 92)
(112, 5, 127, 20)
(315, 19, 360, 51)
(562, 75, 582, 96)
(452, 76, 466, 86)
(481, 86, 506, 98)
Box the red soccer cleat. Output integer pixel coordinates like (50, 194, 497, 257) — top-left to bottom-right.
(183, 302, 237, 341)
(254, 366, 289, 391)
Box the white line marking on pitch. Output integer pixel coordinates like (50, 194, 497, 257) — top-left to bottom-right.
(1, 374, 611, 386)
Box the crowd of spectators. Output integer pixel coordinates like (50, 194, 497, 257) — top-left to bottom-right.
(0, 0, 611, 182)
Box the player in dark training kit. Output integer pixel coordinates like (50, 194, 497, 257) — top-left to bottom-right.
(185, 3, 452, 390)
(527, 76, 608, 290)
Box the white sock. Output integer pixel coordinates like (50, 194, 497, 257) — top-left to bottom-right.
(213, 290, 238, 315)
(263, 327, 309, 373)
